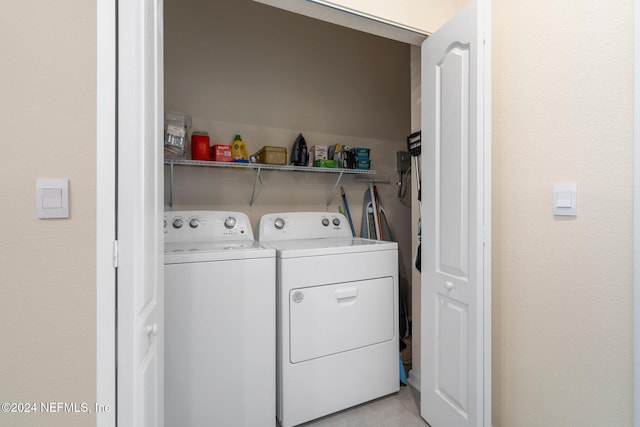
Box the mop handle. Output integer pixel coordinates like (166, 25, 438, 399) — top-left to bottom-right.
(368, 180, 381, 240)
(340, 186, 356, 237)
(373, 184, 384, 241)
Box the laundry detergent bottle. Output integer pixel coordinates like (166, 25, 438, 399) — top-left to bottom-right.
(232, 134, 249, 163)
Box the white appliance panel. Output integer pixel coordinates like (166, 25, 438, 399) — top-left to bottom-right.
(259, 211, 400, 427)
(165, 258, 275, 427)
(270, 237, 396, 258)
(271, 238, 398, 426)
(258, 211, 352, 241)
(280, 337, 398, 427)
(164, 210, 275, 427)
(164, 240, 273, 264)
(289, 277, 394, 363)
(278, 249, 398, 289)
(164, 210, 254, 242)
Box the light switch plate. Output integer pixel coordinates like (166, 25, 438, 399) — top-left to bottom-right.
(553, 183, 577, 216)
(36, 178, 69, 219)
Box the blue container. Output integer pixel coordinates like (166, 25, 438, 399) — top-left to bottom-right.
(354, 157, 371, 170)
(351, 147, 371, 158)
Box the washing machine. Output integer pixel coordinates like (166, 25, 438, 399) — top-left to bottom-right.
(164, 210, 275, 427)
(257, 211, 399, 427)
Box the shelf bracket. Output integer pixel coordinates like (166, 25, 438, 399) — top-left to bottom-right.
(249, 166, 263, 210)
(325, 170, 345, 209)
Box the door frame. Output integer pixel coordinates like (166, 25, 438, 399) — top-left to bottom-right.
(95, 1, 495, 426)
(480, 2, 492, 426)
(96, 0, 116, 426)
(634, 0, 640, 424)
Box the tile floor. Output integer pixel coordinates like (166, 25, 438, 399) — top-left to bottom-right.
(300, 384, 430, 427)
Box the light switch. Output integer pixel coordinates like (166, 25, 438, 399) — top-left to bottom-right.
(36, 178, 69, 219)
(556, 191, 572, 208)
(42, 188, 63, 209)
(553, 183, 577, 216)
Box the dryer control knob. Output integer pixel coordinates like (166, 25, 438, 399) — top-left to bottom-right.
(189, 218, 200, 228)
(224, 217, 236, 229)
(322, 218, 330, 227)
(173, 218, 184, 229)
(274, 218, 285, 230)
(332, 218, 341, 226)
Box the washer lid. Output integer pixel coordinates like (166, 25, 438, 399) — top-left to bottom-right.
(262, 237, 397, 258)
(164, 240, 274, 263)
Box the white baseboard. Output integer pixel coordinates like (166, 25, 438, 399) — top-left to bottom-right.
(407, 369, 420, 391)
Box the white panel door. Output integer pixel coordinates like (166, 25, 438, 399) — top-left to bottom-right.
(421, 2, 488, 427)
(117, 0, 164, 426)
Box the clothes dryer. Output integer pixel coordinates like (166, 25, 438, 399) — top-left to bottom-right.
(164, 210, 275, 427)
(257, 212, 399, 427)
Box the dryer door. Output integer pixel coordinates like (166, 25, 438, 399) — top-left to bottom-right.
(289, 277, 394, 363)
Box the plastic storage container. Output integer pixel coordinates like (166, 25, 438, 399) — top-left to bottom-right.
(255, 146, 287, 165)
(191, 131, 210, 161)
(351, 147, 371, 158)
(354, 157, 371, 170)
(164, 111, 192, 159)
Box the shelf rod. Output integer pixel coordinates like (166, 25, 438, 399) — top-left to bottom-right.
(249, 166, 262, 210)
(163, 160, 376, 210)
(325, 170, 345, 209)
(355, 177, 390, 184)
(164, 159, 375, 175)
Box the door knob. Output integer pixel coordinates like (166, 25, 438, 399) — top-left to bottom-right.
(445, 281, 454, 291)
(146, 323, 158, 338)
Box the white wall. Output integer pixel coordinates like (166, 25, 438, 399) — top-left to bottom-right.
(492, 0, 634, 425)
(164, 0, 414, 290)
(0, 1, 97, 427)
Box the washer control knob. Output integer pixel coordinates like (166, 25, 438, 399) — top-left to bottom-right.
(332, 218, 341, 226)
(189, 218, 200, 228)
(173, 218, 183, 229)
(322, 218, 330, 227)
(224, 217, 236, 229)
(274, 218, 285, 230)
